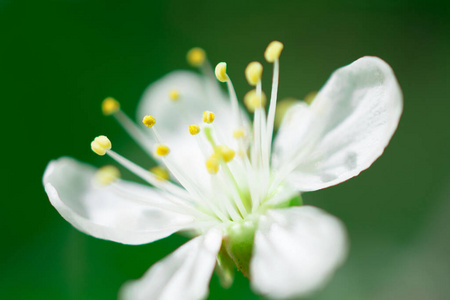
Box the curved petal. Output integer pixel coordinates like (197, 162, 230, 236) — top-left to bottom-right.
(137, 71, 249, 195)
(43, 157, 198, 245)
(119, 229, 222, 300)
(273, 56, 403, 191)
(250, 206, 348, 299)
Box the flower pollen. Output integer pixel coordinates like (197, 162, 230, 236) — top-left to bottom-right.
(169, 89, 180, 101)
(102, 97, 120, 115)
(150, 166, 170, 181)
(91, 135, 111, 156)
(245, 61, 263, 86)
(202, 111, 215, 124)
(155, 144, 170, 156)
(215, 62, 228, 82)
(188, 124, 201, 135)
(206, 154, 220, 174)
(187, 47, 206, 67)
(142, 115, 156, 128)
(264, 41, 284, 63)
(95, 165, 120, 185)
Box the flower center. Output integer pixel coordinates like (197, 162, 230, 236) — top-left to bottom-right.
(90, 41, 287, 225)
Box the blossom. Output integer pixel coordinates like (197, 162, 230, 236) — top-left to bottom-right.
(43, 42, 402, 299)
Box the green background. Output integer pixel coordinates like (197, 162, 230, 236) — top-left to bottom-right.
(1, 0, 450, 299)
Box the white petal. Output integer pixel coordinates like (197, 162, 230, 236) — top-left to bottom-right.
(250, 206, 348, 299)
(120, 229, 222, 300)
(273, 56, 403, 191)
(43, 157, 198, 245)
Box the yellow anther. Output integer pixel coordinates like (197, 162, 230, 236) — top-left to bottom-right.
(233, 129, 245, 139)
(206, 154, 220, 174)
(244, 89, 267, 112)
(91, 135, 112, 156)
(155, 144, 170, 156)
(94, 136, 111, 148)
(95, 165, 121, 185)
(304, 91, 318, 105)
(187, 47, 206, 67)
(188, 124, 201, 135)
(245, 61, 263, 86)
(215, 62, 228, 82)
(169, 89, 180, 101)
(150, 166, 170, 181)
(203, 111, 215, 124)
(142, 115, 156, 128)
(102, 97, 120, 116)
(264, 41, 284, 63)
(215, 145, 235, 163)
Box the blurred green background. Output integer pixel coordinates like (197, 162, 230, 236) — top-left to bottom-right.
(1, 0, 450, 299)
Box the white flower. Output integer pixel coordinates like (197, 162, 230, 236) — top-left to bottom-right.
(43, 42, 402, 300)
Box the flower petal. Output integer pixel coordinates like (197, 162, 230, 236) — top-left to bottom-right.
(273, 56, 403, 191)
(250, 206, 348, 299)
(119, 229, 222, 300)
(43, 157, 198, 245)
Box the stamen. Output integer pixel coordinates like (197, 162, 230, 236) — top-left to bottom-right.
(245, 62, 263, 86)
(203, 126, 216, 147)
(102, 99, 153, 154)
(109, 182, 212, 221)
(214, 62, 228, 82)
(188, 124, 201, 135)
(206, 154, 220, 174)
(203, 111, 215, 124)
(204, 128, 236, 165)
(215, 145, 235, 163)
(233, 129, 245, 139)
(187, 47, 206, 67)
(142, 115, 156, 128)
(211, 176, 242, 221)
(160, 151, 228, 221)
(244, 89, 267, 112)
(102, 97, 120, 115)
(156, 142, 229, 222)
(150, 166, 170, 181)
(138, 121, 225, 220)
(94, 165, 120, 185)
(104, 149, 195, 204)
(248, 79, 270, 211)
(216, 151, 249, 218)
(91, 135, 112, 156)
(169, 89, 180, 101)
(265, 41, 283, 170)
(155, 144, 170, 156)
(203, 125, 249, 218)
(187, 48, 218, 90)
(264, 41, 284, 63)
(257, 80, 270, 200)
(89, 135, 197, 205)
(213, 62, 244, 132)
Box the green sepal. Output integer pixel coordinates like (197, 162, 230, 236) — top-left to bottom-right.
(216, 244, 236, 288)
(274, 193, 303, 209)
(223, 221, 257, 277)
